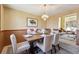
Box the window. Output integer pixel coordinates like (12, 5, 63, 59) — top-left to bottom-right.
(58, 17, 61, 29)
(64, 13, 77, 31)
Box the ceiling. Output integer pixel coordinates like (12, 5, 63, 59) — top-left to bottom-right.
(4, 4, 79, 16)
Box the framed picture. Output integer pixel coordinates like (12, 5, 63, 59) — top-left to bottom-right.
(27, 18, 38, 27)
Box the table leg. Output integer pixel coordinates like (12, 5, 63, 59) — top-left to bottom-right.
(29, 42, 35, 54)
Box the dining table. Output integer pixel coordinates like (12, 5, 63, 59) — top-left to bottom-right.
(23, 33, 44, 54)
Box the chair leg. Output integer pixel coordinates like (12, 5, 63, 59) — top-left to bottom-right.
(58, 44, 60, 50)
(26, 50, 30, 54)
(44, 52, 46, 54)
(50, 49, 52, 54)
(53, 45, 56, 53)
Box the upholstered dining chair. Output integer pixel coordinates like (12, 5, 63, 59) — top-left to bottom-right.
(27, 28, 36, 35)
(27, 29, 32, 34)
(10, 34, 30, 54)
(36, 35, 53, 54)
(36, 29, 41, 33)
(52, 33, 60, 53)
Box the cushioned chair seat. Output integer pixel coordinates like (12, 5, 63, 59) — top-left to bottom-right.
(17, 41, 30, 53)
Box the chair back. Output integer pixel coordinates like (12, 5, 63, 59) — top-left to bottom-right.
(37, 29, 41, 33)
(43, 35, 52, 52)
(27, 29, 32, 34)
(10, 34, 17, 53)
(52, 33, 59, 45)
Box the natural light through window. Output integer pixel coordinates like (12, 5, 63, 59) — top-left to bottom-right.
(58, 17, 61, 29)
(65, 13, 77, 32)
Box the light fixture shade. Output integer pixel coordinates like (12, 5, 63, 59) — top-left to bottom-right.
(41, 14, 49, 21)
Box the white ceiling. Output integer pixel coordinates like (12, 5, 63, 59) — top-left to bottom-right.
(4, 4, 79, 16)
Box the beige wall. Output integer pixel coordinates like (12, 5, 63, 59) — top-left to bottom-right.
(0, 4, 4, 53)
(3, 7, 46, 30)
(47, 16, 59, 29)
(47, 8, 79, 29)
(2, 5, 79, 30)
(1, 5, 4, 30)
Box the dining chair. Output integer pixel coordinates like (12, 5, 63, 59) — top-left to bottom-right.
(36, 29, 41, 33)
(52, 33, 60, 53)
(33, 28, 37, 32)
(27, 28, 36, 35)
(10, 34, 30, 54)
(27, 29, 32, 34)
(41, 29, 45, 34)
(36, 35, 53, 54)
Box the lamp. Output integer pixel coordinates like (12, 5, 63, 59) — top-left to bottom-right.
(41, 14, 49, 21)
(41, 4, 49, 21)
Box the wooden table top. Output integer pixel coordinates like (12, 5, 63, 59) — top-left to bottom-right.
(23, 32, 51, 42)
(24, 34, 43, 42)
